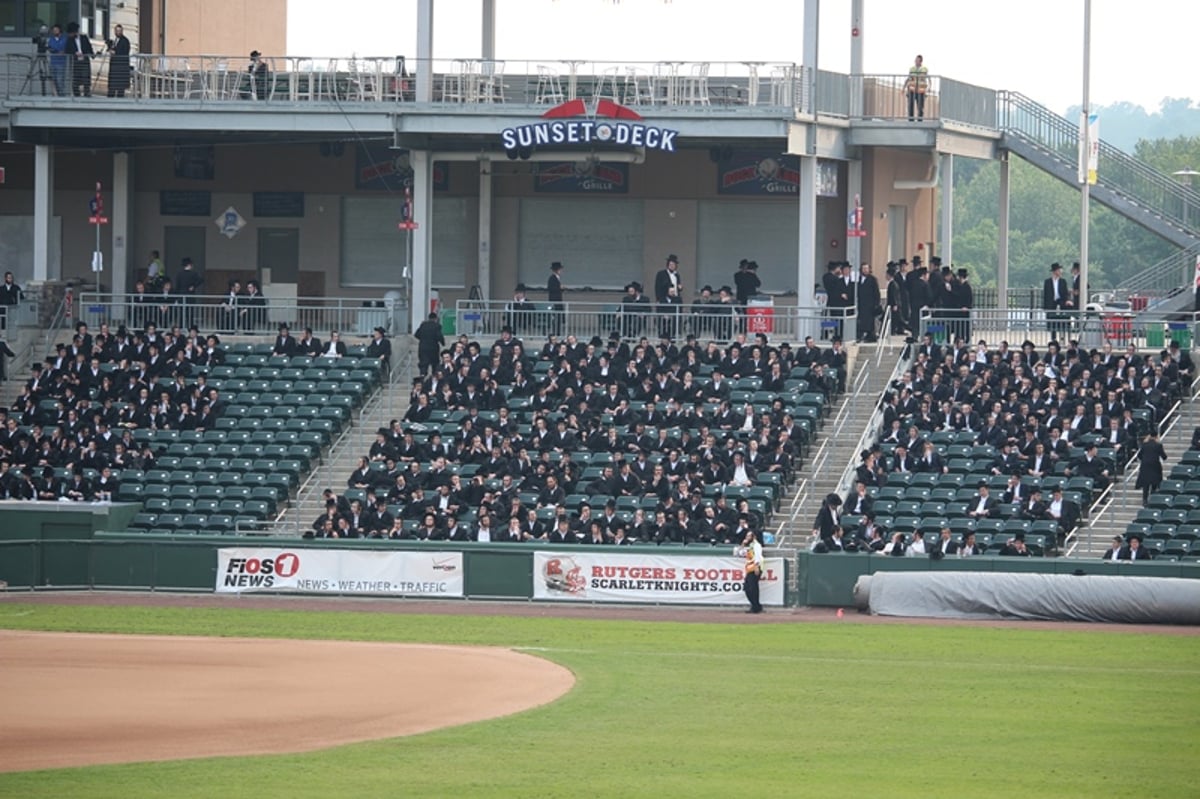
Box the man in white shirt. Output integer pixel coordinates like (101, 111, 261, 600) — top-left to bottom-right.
(906, 530, 927, 556)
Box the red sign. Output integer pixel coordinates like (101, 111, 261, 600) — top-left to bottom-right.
(397, 221, 418, 230)
(89, 216, 109, 225)
(0, 166, 6, 184)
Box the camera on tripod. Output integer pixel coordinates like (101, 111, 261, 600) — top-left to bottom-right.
(30, 24, 49, 53)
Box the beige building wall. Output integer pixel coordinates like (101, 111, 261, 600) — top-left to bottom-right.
(143, 0, 286, 57)
(861, 147, 937, 267)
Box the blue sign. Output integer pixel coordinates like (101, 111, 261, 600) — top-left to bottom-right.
(534, 161, 629, 194)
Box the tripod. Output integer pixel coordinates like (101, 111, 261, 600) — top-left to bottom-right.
(21, 52, 53, 96)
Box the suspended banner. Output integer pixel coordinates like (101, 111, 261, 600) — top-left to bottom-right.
(532, 551, 785, 606)
(1079, 112, 1099, 185)
(355, 143, 450, 192)
(216, 548, 464, 596)
(534, 161, 629, 193)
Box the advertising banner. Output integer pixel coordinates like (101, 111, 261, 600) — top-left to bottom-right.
(534, 161, 629, 193)
(717, 149, 801, 196)
(532, 551, 785, 606)
(216, 548, 463, 596)
(355, 144, 449, 192)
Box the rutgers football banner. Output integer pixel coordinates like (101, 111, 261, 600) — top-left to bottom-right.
(532, 551, 785, 606)
(216, 548, 464, 597)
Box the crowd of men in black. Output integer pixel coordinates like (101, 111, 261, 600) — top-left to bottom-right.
(810, 330, 1194, 555)
(308, 328, 849, 543)
(0, 320, 229, 501)
(819, 255, 977, 345)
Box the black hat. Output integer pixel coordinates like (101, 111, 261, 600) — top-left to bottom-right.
(700, 284, 713, 293)
(977, 479, 988, 488)
(720, 285, 733, 294)
(1127, 532, 1143, 543)
(666, 254, 679, 264)
(739, 259, 749, 268)
(515, 283, 527, 292)
(957, 268, 968, 278)
(929, 256, 941, 267)
(633, 281, 643, 293)
(624, 282, 636, 291)
(550, 261, 563, 271)
(747, 261, 758, 270)
(250, 50, 262, 58)
(1013, 531, 1026, 541)
(941, 266, 952, 275)
(374, 326, 386, 335)
(1050, 262, 1062, 271)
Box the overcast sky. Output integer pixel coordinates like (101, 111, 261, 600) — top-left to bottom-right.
(289, 0, 1193, 114)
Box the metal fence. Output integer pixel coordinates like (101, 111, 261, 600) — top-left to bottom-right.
(919, 308, 1200, 351)
(2, 53, 811, 112)
(77, 293, 407, 337)
(454, 299, 861, 346)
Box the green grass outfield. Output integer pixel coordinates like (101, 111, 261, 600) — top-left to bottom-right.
(1, 604, 1198, 798)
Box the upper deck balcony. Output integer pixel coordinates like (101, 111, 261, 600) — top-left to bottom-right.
(0, 52, 1001, 156)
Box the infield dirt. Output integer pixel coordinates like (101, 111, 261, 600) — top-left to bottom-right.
(0, 630, 574, 773)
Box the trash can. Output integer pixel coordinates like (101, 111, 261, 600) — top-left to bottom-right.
(1169, 322, 1192, 349)
(1079, 303, 1103, 348)
(441, 310, 456, 335)
(1129, 294, 1148, 312)
(746, 295, 774, 334)
(1146, 324, 1165, 348)
(1102, 313, 1132, 346)
(926, 322, 947, 344)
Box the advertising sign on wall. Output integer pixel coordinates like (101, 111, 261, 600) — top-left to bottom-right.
(215, 548, 464, 596)
(355, 144, 450, 192)
(532, 551, 785, 606)
(717, 151, 839, 197)
(534, 161, 629, 194)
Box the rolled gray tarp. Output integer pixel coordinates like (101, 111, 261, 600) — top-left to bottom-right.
(853, 572, 1200, 625)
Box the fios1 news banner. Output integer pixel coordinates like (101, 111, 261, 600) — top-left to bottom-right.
(533, 552, 784, 606)
(216, 549, 464, 597)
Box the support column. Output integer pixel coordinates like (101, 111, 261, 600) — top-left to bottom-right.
(478, 161, 492, 299)
(33, 144, 55, 282)
(802, 0, 819, 112)
(416, 0, 434, 103)
(939, 153, 954, 267)
(849, 0, 864, 118)
(112, 151, 132, 294)
(846, 158, 863, 269)
(997, 153, 1010, 308)
(481, 0, 496, 60)
(798, 155, 818, 308)
(410, 149, 435, 332)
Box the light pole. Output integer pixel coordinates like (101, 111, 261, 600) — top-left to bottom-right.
(1079, 0, 1091, 310)
(1173, 168, 1199, 227)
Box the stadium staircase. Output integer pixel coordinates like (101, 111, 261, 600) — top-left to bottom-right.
(998, 92, 1200, 251)
(1073, 382, 1200, 558)
(777, 342, 904, 545)
(277, 339, 417, 534)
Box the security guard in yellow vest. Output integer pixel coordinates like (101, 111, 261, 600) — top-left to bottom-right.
(736, 528, 765, 613)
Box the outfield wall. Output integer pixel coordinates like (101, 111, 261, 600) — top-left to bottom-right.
(2, 534, 1198, 608)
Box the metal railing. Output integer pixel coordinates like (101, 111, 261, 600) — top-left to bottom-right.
(455, 298, 855, 346)
(1113, 244, 1200, 302)
(857, 73, 942, 121)
(3, 53, 811, 112)
(77, 292, 407, 337)
(998, 92, 1200, 237)
(921, 308, 1200, 351)
(834, 341, 915, 502)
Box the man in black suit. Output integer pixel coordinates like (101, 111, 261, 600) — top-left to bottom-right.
(843, 480, 874, 516)
(1043, 262, 1071, 338)
(654, 254, 682, 304)
(965, 481, 998, 520)
(934, 527, 959, 557)
(1122, 533, 1153, 560)
(1101, 535, 1125, 561)
(272, 324, 296, 356)
(547, 261, 565, 335)
(65, 22, 94, 96)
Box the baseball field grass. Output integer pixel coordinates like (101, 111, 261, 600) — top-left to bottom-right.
(1, 603, 1198, 798)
